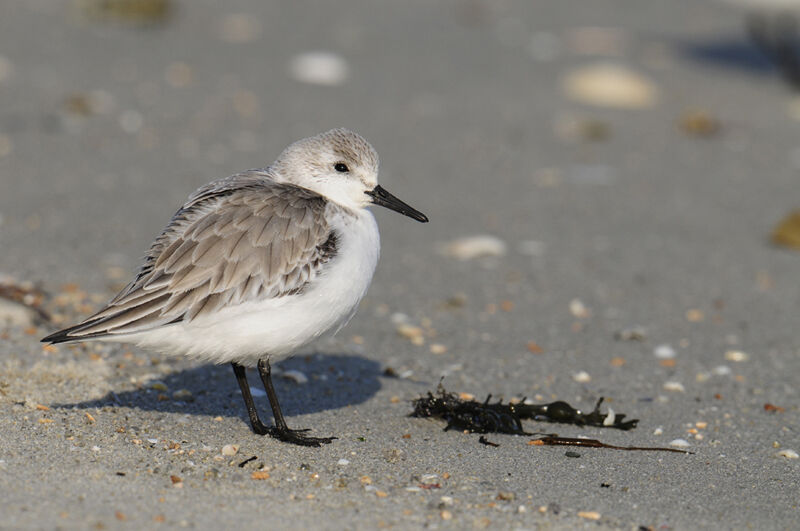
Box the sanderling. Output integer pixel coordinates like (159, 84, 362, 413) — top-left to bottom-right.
(42, 128, 428, 446)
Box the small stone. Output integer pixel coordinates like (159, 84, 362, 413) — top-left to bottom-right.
(669, 438, 691, 448)
(148, 381, 168, 391)
(429, 343, 448, 355)
(724, 350, 749, 362)
(441, 235, 506, 260)
(614, 326, 646, 341)
(440, 510, 453, 520)
(249, 386, 266, 397)
(603, 409, 615, 426)
(396, 324, 424, 344)
(251, 470, 270, 479)
(337, 458, 350, 466)
(563, 62, 659, 109)
(569, 298, 590, 318)
(685, 309, 705, 322)
(526, 341, 544, 354)
(577, 511, 601, 520)
(288, 52, 349, 86)
(679, 109, 720, 137)
(572, 371, 591, 383)
(0, 298, 38, 327)
(172, 389, 193, 401)
(663, 381, 685, 393)
(771, 210, 800, 250)
(281, 370, 308, 384)
(221, 444, 239, 456)
(775, 449, 799, 459)
(711, 366, 732, 376)
(654, 344, 676, 359)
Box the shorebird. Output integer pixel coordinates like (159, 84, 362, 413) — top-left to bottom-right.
(42, 128, 428, 446)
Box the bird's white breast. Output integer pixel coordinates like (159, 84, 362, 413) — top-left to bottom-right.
(130, 208, 381, 365)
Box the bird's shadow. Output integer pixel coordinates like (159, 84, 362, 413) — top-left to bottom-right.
(54, 353, 383, 422)
(677, 34, 777, 76)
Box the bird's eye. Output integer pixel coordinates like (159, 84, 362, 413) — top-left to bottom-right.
(334, 163, 349, 173)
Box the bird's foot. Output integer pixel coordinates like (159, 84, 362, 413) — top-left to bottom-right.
(250, 419, 271, 436)
(268, 426, 336, 447)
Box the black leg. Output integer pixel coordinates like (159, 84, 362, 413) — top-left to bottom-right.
(231, 362, 269, 435)
(256, 358, 335, 447)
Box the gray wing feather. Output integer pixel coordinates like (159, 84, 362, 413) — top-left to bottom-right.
(58, 171, 339, 339)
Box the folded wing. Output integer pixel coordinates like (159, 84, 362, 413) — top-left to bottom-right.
(43, 173, 338, 343)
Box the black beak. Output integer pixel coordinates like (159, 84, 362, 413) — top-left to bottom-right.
(365, 185, 429, 223)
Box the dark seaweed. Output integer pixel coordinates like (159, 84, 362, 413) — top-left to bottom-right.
(411, 385, 638, 434)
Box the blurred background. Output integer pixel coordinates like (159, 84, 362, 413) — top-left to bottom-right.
(2, 0, 798, 354)
(0, 1, 799, 528)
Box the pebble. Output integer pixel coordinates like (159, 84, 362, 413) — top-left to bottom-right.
(0, 298, 38, 327)
(771, 210, 800, 250)
(249, 386, 266, 397)
(172, 389, 193, 401)
(396, 324, 424, 345)
(562, 62, 659, 109)
(569, 298, 590, 318)
(685, 308, 705, 322)
(663, 381, 685, 392)
(679, 109, 721, 137)
(572, 371, 591, 383)
(724, 350, 749, 362)
(441, 235, 507, 260)
(289, 52, 349, 86)
(337, 458, 350, 466)
(578, 510, 601, 520)
(711, 366, 732, 376)
(281, 370, 308, 384)
(603, 409, 615, 426)
(429, 343, 448, 355)
(669, 438, 691, 448)
(653, 426, 664, 435)
(615, 325, 647, 341)
(221, 444, 239, 456)
(775, 449, 799, 459)
(654, 344, 676, 359)
(390, 312, 409, 326)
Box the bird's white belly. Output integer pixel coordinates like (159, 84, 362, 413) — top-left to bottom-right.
(131, 210, 380, 365)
